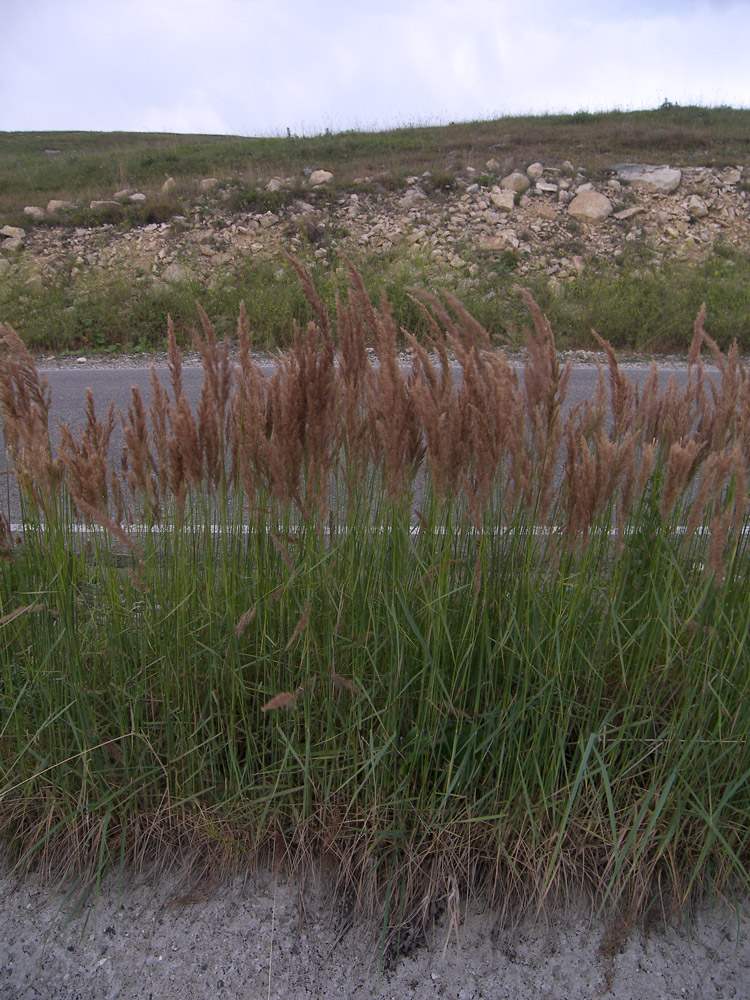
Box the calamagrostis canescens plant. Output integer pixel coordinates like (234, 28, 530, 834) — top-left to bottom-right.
(1, 263, 749, 957)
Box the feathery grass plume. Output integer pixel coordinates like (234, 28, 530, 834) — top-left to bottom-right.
(410, 289, 503, 504)
(283, 252, 332, 346)
(194, 303, 233, 492)
(234, 605, 257, 638)
(738, 353, 750, 469)
(729, 442, 748, 540)
(592, 330, 635, 438)
(334, 291, 373, 487)
(148, 365, 170, 504)
(693, 330, 742, 455)
(57, 389, 115, 516)
(121, 384, 159, 518)
(518, 290, 571, 521)
(688, 302, 707, 369)
(272, 293, 338, 516)
(261, 691, 297, 712)
(0, 324, 60, 514)
(337, 257, 424, 496)
(684, 448, 732, 540)
(368, 292, 424, 497)
(286, 600, 311, 650)
(659, 440, 702, 520)
(230, 351, 268, 503)
(407, 328, 463, 498)
(707, 506, 730, 580)
(195, 303, 233, 420)
(169, 393, 202, 490)
(0, 604, 34, 626)
(615, 432, 637, 550)
(197, 376, 221, 491)
(633, 360, 661, 444)
(636, 441, 658, 498)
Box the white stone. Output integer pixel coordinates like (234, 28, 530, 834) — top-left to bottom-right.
(23, 206, 46, 220)
(161, 177, 176, 193)
(0, 225, 26, 239)
(500, 171, 531, 194)
(0, 238, 23, 251)
(90, 200, 120, 210)
(485, 158, 500, 171)
(687, 194, 709, 219)
(200, 178, 219, 190)
(723, 168, 742, 185)
(489, 187, 515, 212)
(398, 188, 426, 209)
(309, 170, 333, 186)
(568, 190, 613, 223)
(477, 231, 519, 251)
(46, 199, 74, 213)
(266, 178, 283, 192)
(613, 206, 646, 221)
(527, 162, 544, 181)
(114, 189, 130, 201)
(129, 193, 146, 202)
(614, 163, 682, 194)
(535, 181, 558, 193)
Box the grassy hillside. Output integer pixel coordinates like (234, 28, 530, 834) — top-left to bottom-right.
(1, 104, 749, 355)
(2, 105, 750, 214)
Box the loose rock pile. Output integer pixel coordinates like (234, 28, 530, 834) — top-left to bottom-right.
(1, 159, 747, 292)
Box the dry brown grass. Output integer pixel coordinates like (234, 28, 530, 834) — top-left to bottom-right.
(2, 262, 748, 579)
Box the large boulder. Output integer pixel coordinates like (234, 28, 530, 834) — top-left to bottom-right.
(526, 162, 544, 182)
(614, 164, 682, 194)
(500, 171, 531, 194)
(309, 170, 333, 186)
(567, 190, 613, 223)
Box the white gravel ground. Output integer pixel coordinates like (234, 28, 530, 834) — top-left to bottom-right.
(2, 864, 750, 1000)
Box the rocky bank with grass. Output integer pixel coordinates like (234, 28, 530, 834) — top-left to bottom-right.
(1, 156, 748, 348)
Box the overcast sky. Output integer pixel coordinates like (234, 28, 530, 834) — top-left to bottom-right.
(3, 0, 749, 136)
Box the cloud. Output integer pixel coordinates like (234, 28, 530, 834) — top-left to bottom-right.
(1, 0, 749, 134)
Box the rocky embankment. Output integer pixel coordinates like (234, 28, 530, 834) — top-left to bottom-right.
(0, 158, 747, 294)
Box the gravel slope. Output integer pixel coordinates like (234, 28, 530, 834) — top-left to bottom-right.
(2, 864, 750, 1000)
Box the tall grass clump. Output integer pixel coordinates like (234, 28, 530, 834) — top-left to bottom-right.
(1, 262, 749, 955)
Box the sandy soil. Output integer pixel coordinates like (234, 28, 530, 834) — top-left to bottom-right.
(2, 864, 750, 1000)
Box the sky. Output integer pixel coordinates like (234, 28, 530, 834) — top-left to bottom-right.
(2, 0, 750, 136)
